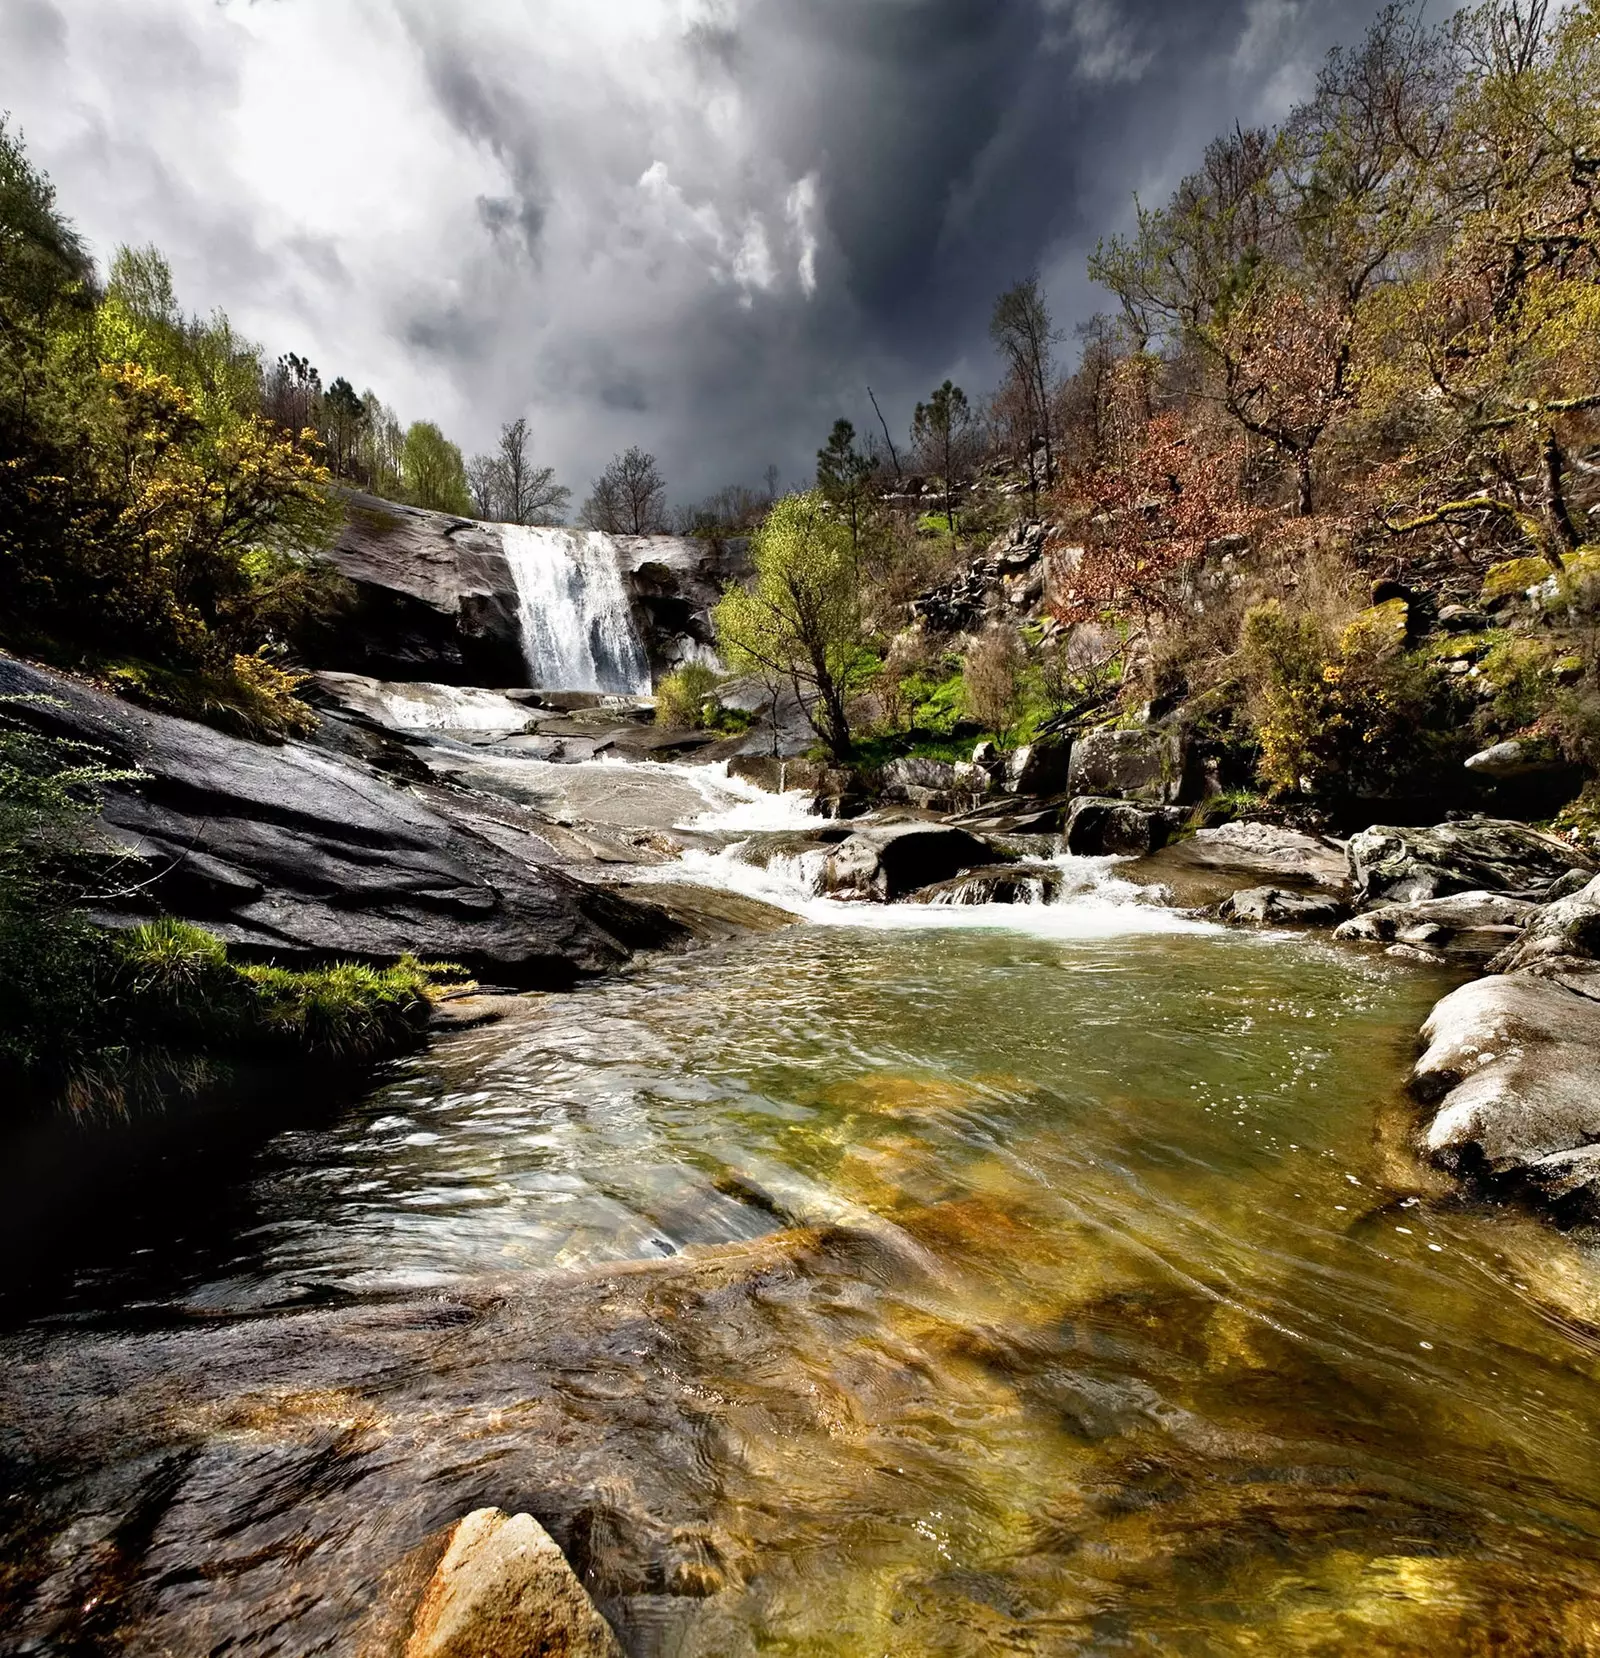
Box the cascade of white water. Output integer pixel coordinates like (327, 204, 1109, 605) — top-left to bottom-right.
(499, 525, 652, 694)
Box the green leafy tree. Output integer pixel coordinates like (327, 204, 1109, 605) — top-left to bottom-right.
(401, 420, 473, 515)
(713, 491, 868, 760)
(815, 418, 878, 548)
(911, 380, 974, 534)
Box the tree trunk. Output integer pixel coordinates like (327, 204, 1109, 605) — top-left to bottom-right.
(1295, 452, 1314, 518)
(1542, 428, 1581, 571)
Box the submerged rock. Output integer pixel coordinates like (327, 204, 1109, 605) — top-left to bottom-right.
(1335, 891, 1539, 962)
(405, 1509, 624, 1658)
(1411, 974, 1600, 1221)
(1347, 818, 1595, 905)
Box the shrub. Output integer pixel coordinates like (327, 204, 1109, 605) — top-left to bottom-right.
(962, 624, 1025, 744)
(1239, 599, 1468, 801)
(654, 662, 724, 730)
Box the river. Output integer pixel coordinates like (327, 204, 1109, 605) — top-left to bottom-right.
(5, 814, 1600, 1652)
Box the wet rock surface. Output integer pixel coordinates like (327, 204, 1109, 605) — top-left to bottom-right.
(0, 656, 683, 984)
(404, 1509, 624, 1658)
(736, 822, 1008, 902)
(1335, 891, 1540, 962)
(1347, 818, 1595, 905)
(1221, 886, 1347, 927)
(1412, 974, 1600, 1221)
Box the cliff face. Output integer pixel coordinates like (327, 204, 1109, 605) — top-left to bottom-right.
(308, 494, 744, 690)
(312, 493, 527, 687)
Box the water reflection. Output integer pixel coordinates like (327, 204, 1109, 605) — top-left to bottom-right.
(6, 924, 1600, 1654)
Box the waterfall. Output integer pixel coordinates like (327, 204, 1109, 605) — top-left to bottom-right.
(499, 525, 652, 694)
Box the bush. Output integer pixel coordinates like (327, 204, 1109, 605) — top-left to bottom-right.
(1240, 599, 1468, 801)
(654, 662, 724, 730)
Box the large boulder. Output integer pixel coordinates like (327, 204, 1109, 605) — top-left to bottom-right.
(405, 1509, 623, 1658)
(1411, 975, 1600, 1221)
(1489, 873, 1600, 996)
(1063, 797, 1184, 857)
(1347, 818, 1595, 905)
(1162, 822, 1347, 888)
(1003, 739, 1071, 798)
(0, 657, 682, 985)
(1066, 725, 1197, 805)
(1334, 891, 1540, 962)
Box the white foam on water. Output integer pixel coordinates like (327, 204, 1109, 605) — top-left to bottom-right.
(500, 525, 652, 694)
(635, 841, 1221, 938)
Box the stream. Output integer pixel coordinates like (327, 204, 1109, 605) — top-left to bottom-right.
(5, 766, 1600, 1654)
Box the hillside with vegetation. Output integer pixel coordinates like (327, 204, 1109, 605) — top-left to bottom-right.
(687, 0, 1600, 843)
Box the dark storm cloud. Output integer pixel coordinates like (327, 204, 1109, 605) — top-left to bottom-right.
(1, 0, 1402, 502)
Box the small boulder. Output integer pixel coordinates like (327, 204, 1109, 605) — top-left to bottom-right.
(1436, 603, 1489, 633)
(1221, 886, 1345, 927)
(1064, 796, 1183, 857)
(405, 1508, 624, 1658)
(1464, 739, 1573, 783)
(1334, 890, 1539, 962)
(1347, 818, 1595, 905)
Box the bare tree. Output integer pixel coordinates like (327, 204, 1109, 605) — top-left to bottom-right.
(582, 446, 668, 534)
(467, 418, 570, 524)
(990, 278, 1060, 487)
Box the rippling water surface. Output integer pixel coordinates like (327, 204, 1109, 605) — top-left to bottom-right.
(7, 917, 1600, 1655)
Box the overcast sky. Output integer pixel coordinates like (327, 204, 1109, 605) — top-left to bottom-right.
(2, 0, 1400, 504)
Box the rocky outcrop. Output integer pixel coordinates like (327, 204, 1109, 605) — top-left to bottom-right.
(1334, 891, 1540, 962)
(1347, 818, 1595, 905)
(315, 494, 745, 689)
(405, 1509, 623, 1658)
(0, 657, 682, 985)
(1411, 975, 1600, 1222)
(316, 492, 527, 685)
(1488, 873, 1600, 996)
(908, 519, 1049, 630)
(1066, 725, 1198, 806)
(614, 534, 749, 677)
